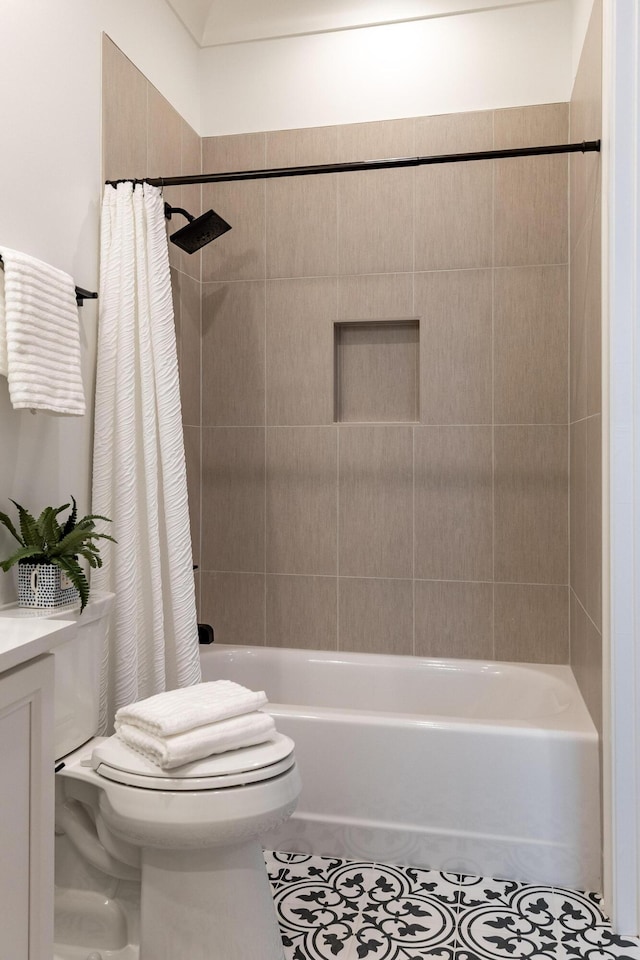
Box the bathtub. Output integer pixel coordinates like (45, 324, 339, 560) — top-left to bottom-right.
(200, 645, 600, 890)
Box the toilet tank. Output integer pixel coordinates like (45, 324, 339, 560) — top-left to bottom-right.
(47, 592, 114, 760)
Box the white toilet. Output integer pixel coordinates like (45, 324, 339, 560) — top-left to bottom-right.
(50, 593, 300, 960)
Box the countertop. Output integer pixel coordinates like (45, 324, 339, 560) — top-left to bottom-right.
(0, 606, 77, 673)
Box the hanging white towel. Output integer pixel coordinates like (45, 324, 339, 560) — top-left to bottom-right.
(116, 712, 277, 770)
(114, 680, 268, 738)
(0, 267, 6, 378)
(0, 247, 85, 415)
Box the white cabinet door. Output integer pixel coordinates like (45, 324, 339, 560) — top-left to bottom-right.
(0, 655, 54, 960)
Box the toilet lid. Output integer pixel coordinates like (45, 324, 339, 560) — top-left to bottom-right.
(91, 733, 295, 791)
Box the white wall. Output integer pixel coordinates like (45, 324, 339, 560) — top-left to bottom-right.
(199, 0, 574, 135)
(0, 0, 199, 603)
(572, 0, 597, 79)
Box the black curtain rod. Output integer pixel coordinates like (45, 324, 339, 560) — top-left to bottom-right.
(106, 139, 600, 189)
(0, 254, 97, 307)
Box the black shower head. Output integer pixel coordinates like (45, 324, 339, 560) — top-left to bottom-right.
(164, 203, 232, 254)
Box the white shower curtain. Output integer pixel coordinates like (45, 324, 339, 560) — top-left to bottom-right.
(93, 182, 201, 733)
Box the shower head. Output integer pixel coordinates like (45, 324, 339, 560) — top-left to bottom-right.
(164, 203, 232, 254)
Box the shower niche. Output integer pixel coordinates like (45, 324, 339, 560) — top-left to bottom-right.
(334, 318, 419, 423)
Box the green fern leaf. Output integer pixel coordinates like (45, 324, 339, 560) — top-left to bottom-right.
(0, 511, 25, 546)
(52, 556, 89, 611)
(61, 496, 78, 538)
(10, 501, 44, 550)
(0, 546, 47, 572)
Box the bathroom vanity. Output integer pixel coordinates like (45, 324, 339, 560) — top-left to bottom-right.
(0, 612, 77, 960)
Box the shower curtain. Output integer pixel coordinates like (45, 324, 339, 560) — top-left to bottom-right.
(92, 182, 201, 733)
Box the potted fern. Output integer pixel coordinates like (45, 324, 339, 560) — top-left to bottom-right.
(0, 498, 115, 612)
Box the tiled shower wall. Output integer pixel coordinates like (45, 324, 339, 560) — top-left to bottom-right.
(569, 1, 603, 733)
(192, 104, 572, 663)
(103, 36, 604, 671)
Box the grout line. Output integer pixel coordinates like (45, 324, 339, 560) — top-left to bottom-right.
(202, 570, 568, 588)
(412, 424, 416, 655)
(336, 425, 340, 650)
(197, 421, 572, 429)
(197, 261, 570, 287)
(572, 586, 603, 636)
(491, 109, 497, 660)
(264, 151, 268, 648)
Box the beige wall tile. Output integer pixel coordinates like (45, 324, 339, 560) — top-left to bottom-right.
(415, 163, 493, 271)
(416, 270, 492, 425)
(415, 580, 493, 659)
(266, 278, 336, 426)
(202, 281, 265, 426)
(570, 225, 588, 423)
(194, 569, 201, 621)
(180, 120, 202, 281)
(147, 86, 182, 178)
(586, 193, 602, 418)
(201, 181, 265, 282)
(336, 118, 415, 161)
(179, 273, 201, 427)
(200, 572, 265, 645)
(163, 182, 183, 273)
(338, 170, 414, 275)
(102, 35, 147, 182)
(338, 274, 413, 321)
(181, 120, 201, 177)
(414, 426, 493, 581)
(266, 126, 340, 167)
(266, 427, 337, 575)
(495, 155, 568, 266)
(147, 87, 183, 271)
(495, 583, 569, 663)
(338, 578, 413, 655)
(415, 111, 493, 154)
(586, 415, 602, 629)
(494, 265, 568, 424)
(570, 0, 602, 251)
(570, 150, 601, 259)
(338, 425, 413, 578)
(266, 575, 337, 649)
(183, 425, 200, 568)
(570, 418, 587, 602)
(202, 133, 265, 172)
(266, 176, 337, 278)
(202, 427, 265, 572)
(201, 131, 265, 283)
(494, 426, 568, 584)
(570, 589, 602, 735)
(336, 322, 418, 423)
(494, 103, 569, 149)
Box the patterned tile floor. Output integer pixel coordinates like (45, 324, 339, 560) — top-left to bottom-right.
(264, 851, 640, 960)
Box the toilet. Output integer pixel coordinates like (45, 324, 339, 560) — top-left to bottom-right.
(50, 593, 301, 960)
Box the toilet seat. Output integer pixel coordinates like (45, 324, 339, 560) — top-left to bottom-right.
(91, 733, 295, 791)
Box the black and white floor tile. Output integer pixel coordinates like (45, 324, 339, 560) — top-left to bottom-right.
(263, 851, 640, 960)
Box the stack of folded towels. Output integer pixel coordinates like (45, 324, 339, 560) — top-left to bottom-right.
(114, 681, 276, 770)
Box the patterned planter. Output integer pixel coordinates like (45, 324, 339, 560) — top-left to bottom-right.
(17, 561, 79, 609)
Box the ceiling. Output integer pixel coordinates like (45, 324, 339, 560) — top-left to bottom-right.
(166, 0, 550, 47)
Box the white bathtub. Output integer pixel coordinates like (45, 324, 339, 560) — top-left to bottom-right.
(200, 645, 600, 890)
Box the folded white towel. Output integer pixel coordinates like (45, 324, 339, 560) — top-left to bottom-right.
(0, 247, 85, 415)
(116, 712, 277, 769)
(114, 680, 268, 738)
(0, 268, 6, 378)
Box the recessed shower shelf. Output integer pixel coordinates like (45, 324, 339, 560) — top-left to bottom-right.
(334, 318, 419, 424)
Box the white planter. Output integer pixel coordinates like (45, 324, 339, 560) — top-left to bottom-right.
(17, 562, 79, 609)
